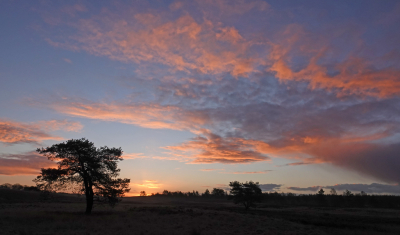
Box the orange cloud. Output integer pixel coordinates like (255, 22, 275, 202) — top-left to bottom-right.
(0, 119, 82, 144)
(47, 10, 262, 78)
(134, 180, 161, 189)
(122, 153, 147, 160)
(221, 170, 271, 174)
(47, 100, 209, 132)
(200, 168, 224, 172)
(268, 25, 400, 98)
(0, 152, 56, 175)
(164, 131, 270, 164)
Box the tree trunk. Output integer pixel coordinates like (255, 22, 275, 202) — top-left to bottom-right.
(84, 177, 94, 215)
(85, 187, 94, 214)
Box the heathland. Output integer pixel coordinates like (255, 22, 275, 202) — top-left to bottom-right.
(1, 189, 400, 235)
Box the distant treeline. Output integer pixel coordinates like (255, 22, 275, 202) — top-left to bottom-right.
(145, 188, 226, 197)
(0, 183, 39, 191)
(3, 183, 400, 209)
(144, 188, 400, 209)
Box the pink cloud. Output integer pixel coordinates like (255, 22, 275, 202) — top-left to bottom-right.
(45, 10, 262, 78)
(122, 153, 147, 160)
(46, 100, 209, 132)
(221, 170, 271, 174)
(200, 168, 224, 172)
(0, 119, 82, 144)
(134, 180, 161, 189)
(164, 130, 270, 164)
(267, 24, 400, 98)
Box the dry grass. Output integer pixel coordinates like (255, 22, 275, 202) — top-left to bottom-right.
(1, 190, 400, 235)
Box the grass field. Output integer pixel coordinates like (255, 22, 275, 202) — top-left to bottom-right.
(1, 190, 400, 235)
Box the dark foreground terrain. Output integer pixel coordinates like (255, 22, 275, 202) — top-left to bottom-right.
(1, 190, 400, 235)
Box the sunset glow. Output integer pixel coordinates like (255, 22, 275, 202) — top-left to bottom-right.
(1, 0, 400, 195)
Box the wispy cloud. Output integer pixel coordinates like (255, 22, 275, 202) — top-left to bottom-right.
(134, 180, 161, 189)
(0, 151, 56, 175)
(0, 119, 82, 145)
(122, 153, 147, 160)
(165, 130, 270, 164)
(46, 11, 262, 78)
(221, 170, 271, 174)
(259, 184, 282, 192)
(268, 24, 400, 98)
(200, 168, 224, 172)
(63, 58, 72, 63)
(32, 1, 400, 185)
(44, 99, 208, 132)
(287, 186, 321, 192)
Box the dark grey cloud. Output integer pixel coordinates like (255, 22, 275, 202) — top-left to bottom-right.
(259, 183, 282, 192)
(325, 183, 400, 194)
(0, 151, 54, 175)
(287, 186, 321, 192)
(288, 183, 400, 195)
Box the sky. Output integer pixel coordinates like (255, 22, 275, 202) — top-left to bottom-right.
(1, 0, 400, 196)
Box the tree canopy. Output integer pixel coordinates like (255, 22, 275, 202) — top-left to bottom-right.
(229, 181, 262, 210)
(34, 138, 130, 214)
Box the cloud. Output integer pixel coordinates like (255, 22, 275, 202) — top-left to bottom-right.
(0, 119, 82, 145)
(41, 99, 209, 132)
(35, 2, 400, 184)
(122, 153, 147, 160)
(325, 183, 400, 194)
(268, 24, 400, 98)
(287, 186, 321, 192)
(259, 184, 282, 192)
(134, 180, 161, 189)
(221, 170, 271, 174)
(305, 142, 400, 184)
(196, 0, 269, 16)
(63, 58, 72, 63)
(200, 168, 224, 172)
(164, 130, 270, 164)
(288, 183, 400, 195)
(46, 11, 262, 78)
(0, 151, 56, 175)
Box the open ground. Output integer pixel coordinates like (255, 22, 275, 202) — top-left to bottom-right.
(1, 190, 400, 235)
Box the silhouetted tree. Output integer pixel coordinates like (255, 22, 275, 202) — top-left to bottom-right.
(202, 189, 210, 197)
(330, 188, 337, 195)
(229, 181, 262, 210)
(163, 190, 170, 196)
(34, 138, 130, 214)
(343, 189, 353, 197)
(360, 191, 367, 196)
(317, 188, 325, 196)
(140, 191, 147, 196)
(11, 183, 24, 190)
(0, 183, 12, 189)
(211, 188, 225, 197)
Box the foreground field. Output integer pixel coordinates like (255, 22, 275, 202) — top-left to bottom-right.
(1, 191, 400, 235)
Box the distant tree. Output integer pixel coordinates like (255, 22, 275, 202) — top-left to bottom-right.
(211, 188, 225, 197)
(330, 188, 337, 195)
(343, 189, 353, 197)
(202, 189, 210, 197)
(12, 183, 24, 190)
(0, 183, 12, 189)
(360, 191, 367, 196)
(140, 191, 147, 196)
(229, 181, 262, 210)
(24, 186, 40, 191)
(34, 138, 130, 214)
(317, 188, 325, 196)
(163, 190, 170, 196)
